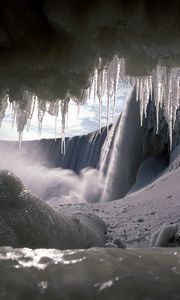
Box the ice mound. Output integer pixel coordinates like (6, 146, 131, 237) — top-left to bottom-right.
(150, 224, 178, 247)
(0, 247, 180, 300)
(0, 170, 106, 249)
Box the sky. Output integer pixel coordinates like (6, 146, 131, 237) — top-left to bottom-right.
(0, 85, 130, 141)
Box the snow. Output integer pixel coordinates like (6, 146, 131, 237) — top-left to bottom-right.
(50, 145, 180, 248)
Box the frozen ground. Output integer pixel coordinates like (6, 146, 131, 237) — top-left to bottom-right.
(49, 148, 180, 248)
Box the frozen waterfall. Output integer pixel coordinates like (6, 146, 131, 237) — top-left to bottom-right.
(0, 126, 109, 173)
(101, 88, 144, 201)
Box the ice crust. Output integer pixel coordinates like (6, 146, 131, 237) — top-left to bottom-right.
(0, 247, 180, 300)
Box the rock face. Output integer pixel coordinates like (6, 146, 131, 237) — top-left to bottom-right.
(0, 170, 106, 249)
(0, 126, 109, 173)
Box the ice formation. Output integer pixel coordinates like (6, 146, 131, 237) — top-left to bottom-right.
(0, 55, 180, 152)
(101, 87, 144, 202)
(89, 60, 180, 151)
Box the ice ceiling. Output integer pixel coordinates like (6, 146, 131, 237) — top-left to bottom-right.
(0, 0, 180, 144)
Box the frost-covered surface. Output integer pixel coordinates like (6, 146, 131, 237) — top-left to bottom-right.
(0, 247, 180, 300)
(51, 146, 180, 248)
(0, 170, 106, 249)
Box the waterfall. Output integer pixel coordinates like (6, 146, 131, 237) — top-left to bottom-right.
(101, 87, 144, 202)
(99, 114, 121, 177)
(0, 126, 109, 173)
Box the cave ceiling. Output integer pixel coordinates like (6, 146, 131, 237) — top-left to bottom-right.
(0, 0, 180, 101)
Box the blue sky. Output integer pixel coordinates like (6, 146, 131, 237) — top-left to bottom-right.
(0, 85, 130, 141)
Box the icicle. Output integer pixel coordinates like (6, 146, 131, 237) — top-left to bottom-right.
(93, 69, 98, 104)
(54, 116, 57, 141)
(76, 102, 80, 120)
(11, 101, 17, 130)
(60, 97, 69, 155)
(47, 100, 60, 117)
(0, 92, 8, 126)
(18, 131, 23, 151)
(37, 99, 46, 136)
(106, 86, 110, 133)
(0, 55, 180, 152)
(133, 65, 180, 149)
(112, 55, 120, 121)
(106, 63, 112, 126)
(46, 100, 60, 141)
(26, 95, 36, 132)
(61, 133, 66, 155)
(12, 90, 36, 141)
(97, 58, 103, 132)
(98, 99, 102, 133)
(97, 68, 103, 131)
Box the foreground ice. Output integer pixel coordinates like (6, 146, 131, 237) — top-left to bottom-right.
(0, 246, 180, 300)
